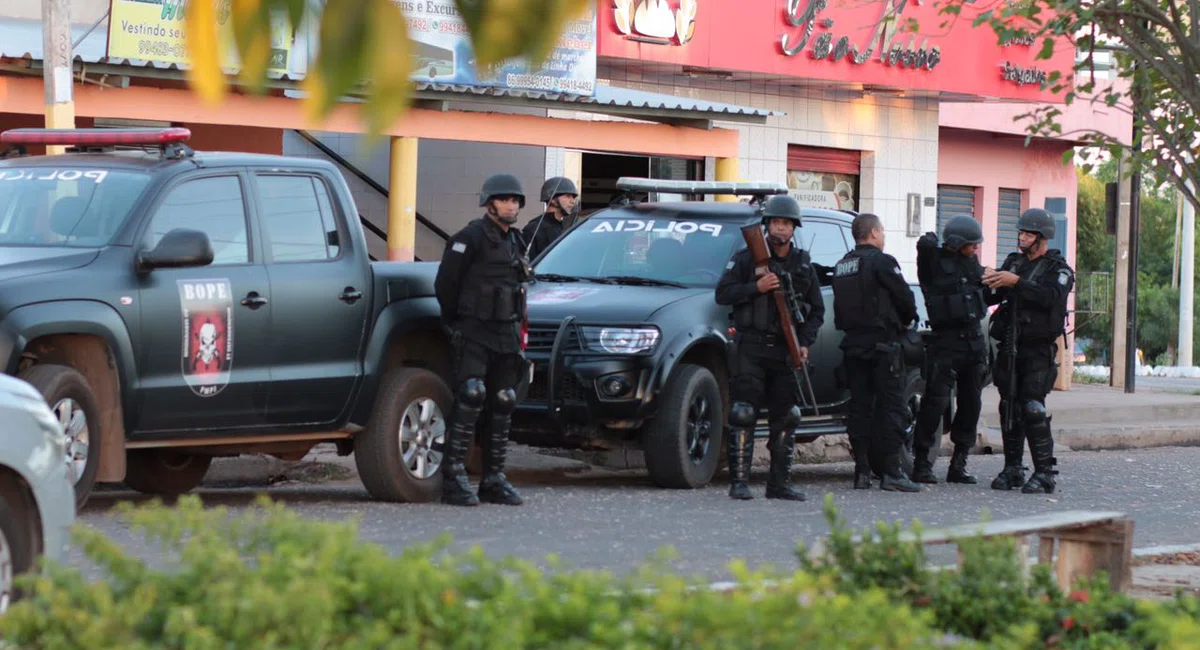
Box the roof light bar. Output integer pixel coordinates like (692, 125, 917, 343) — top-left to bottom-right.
(615, 177, 788, 196)
(0, 127, 192, 147)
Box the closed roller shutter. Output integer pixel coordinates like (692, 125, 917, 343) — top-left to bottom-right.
(787, 145, 861, 175)
(936, 185, 975, 237)
(996, 188, 1023, 267)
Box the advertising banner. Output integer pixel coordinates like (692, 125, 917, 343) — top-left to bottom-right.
(105, 0, 294, 74)
(399, 0, 597, 95)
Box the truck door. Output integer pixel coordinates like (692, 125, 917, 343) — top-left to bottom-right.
(251, 172, 370, 426)
(133, 172, 274, 433)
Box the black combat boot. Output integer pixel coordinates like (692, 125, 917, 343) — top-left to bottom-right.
(946, 445, 978, 484)
(765, 429, 806, 501)
(990, 406, 1027, 491)
(879, 452, 923, 492)
(727, 427, 754, 500)
(852, 441, 872, 489)
(910, 449, 938, 484)
(441, 400, 481, 507)
(1021, 416, 1057, 494)
(477, 413, 524, 505)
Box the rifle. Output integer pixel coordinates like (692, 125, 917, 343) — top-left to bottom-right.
(1002, 285, 1020, 438)
(739, 223, 820, 415)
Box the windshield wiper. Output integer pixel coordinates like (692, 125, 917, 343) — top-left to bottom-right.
(533, 273, 583, 282)
(595, 275, 687, 288)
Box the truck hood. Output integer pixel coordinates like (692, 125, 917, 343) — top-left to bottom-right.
(0, 247, 100, 282)
(526, 281, 708, 323)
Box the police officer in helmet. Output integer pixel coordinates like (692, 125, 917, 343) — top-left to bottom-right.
(434, 173, 533, 506)
(982, 207, 1074, 494)
(715, 194, 824, 501)
(831, 213, 922, 492)
(912, 215, 988, 485)
(521, 176, 579, 260)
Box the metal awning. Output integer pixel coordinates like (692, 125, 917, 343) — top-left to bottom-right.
(0, 17, 779, 127)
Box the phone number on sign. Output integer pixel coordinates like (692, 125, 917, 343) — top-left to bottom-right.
(137, 40, 186, 59)
(504, 74, 594, 93)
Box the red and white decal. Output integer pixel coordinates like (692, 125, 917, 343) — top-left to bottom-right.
(178, 279, 234, 398)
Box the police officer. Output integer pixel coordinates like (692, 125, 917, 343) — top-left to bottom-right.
(911, 215, 988, 485)
(521, 176, 579, 260)
(434, 173, 533, 507)
(831, 213, 922, 492)
(982, 208, 1074, 494)
(715, 195, 824, 501)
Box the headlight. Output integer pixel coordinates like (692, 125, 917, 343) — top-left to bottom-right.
(580, 326, 660, 354)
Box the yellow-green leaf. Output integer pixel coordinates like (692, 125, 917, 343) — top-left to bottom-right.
(454, 0, 590, 71)
(306, 0, 371, 122)
(183, 0, 227, 105)
(230, 0, 276, 94)
(361, 0, 414, 135)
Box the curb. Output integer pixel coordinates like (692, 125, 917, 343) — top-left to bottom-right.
(980, 426, 1200, 454)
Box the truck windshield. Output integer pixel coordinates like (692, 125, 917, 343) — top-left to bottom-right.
(0, 167, 152, 248)
(534, 212, 741, 288)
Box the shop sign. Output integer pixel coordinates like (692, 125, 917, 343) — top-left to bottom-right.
(105, 0, 294, 74)
(595, 0, 1074, 102)
(613, 0, 697, 46)
(399, 0, 598, 95)
(1001, 60, 1048, 86)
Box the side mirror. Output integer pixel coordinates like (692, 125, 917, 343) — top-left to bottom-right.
(136, 228, 214, 273)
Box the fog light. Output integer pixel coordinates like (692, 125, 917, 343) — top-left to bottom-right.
(600, 375, 632, 397)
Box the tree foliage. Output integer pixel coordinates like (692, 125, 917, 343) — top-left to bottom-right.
(941, 0, 1200, 212)
(183, 0, 590, 134)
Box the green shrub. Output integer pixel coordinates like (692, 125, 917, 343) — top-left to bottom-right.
(0, 495, 954, 650)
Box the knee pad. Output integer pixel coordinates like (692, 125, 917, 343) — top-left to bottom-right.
(457, 377, 487, 408)
(1022, 400, 1047, 425)
(729, 401, 757, 427)
(490, 387, 518, 414)
(775, 405, 801, 430)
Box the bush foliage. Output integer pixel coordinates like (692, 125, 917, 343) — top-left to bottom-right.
(2, 494, 1199, 649)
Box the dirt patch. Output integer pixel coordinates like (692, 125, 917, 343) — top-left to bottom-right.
(1132, 551, 1200, 567)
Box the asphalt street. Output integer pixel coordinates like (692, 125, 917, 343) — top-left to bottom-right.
(72, 446, 1200, 582)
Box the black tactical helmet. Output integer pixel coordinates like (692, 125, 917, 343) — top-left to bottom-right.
(540, 176, 578, 202)
(479, 173, 526, 208)
(759, 194, 803, 227)
(941, 215, 984, 250)
(1017, 207, 1055, 239)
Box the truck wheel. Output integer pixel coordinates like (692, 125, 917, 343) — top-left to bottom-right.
(870, 370, 922, 479)
(123, 450, 212, 496)
(644, 364, 724, 489)
(356, 367, 452, 503)
(0, 482, 36, 614)
(19, 364, 100, 508)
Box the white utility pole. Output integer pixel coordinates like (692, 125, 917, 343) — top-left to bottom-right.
(1180, 182, 1195, 366)
(41, 0, 75, 154)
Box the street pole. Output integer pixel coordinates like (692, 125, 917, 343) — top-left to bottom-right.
(1124, 55, 1143, 393)
(1181, 180, 1196, 367)
(1112, 151, 1130, 388)
(41, 0, 75, 155)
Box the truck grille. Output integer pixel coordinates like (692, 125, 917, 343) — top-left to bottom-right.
(525, 365, 587, 403)
(525, 324, 580, 352)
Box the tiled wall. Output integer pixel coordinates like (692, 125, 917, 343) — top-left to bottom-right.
(590, 62, 942, 276)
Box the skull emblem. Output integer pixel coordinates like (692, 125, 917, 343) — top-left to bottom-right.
(198, 322, 219, 365)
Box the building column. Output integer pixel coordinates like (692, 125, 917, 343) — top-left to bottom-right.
(388, 136, 419, 261)
(714, 156, 739, 202)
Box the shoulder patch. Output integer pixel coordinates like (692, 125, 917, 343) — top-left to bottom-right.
(725, 260, 735, 270)
(893, 265, 903, 275)
(451, 241, 467, 254)
(1057, 270, 1071, 286)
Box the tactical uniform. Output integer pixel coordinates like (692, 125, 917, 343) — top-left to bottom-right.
(715, 195, 824, 501)
(521, 177, 579, 260)
(831, 238, 921, 491)
(987, 208, 1074, 494)
(434, 173, 533, 507)
(912, 215, 988, 485)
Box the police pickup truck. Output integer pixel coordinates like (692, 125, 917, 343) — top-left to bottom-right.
(512, 178, 946, 489)
(0, 128, 458, 507)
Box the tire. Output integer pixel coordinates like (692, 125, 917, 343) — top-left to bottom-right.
(644, 363, 724, 489)
(18, 364, 101, 509)
(123, 450, 213, 496)
(355, 367, 453, 503)
(870, 370, 923, 478)
(0, 487, 36, 614)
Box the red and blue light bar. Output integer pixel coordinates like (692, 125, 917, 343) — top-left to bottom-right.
(0, 127, 191, 147)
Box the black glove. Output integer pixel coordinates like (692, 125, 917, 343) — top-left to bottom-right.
(917, 231, 939, 250)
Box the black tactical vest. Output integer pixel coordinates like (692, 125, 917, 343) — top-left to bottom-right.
(924, 250, 985, 331)
(832, 249, 878, 331)
(455, 227, 526, 323)
(732, 249, 813, 335)
(992, 253, 1070, 342)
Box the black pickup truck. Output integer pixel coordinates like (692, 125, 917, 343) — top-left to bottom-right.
(0, 128, 457, 507)
(387, 179, 957, 490)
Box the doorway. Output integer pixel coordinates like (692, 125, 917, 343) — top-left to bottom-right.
(579, 152, 704, 214)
